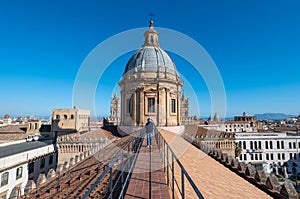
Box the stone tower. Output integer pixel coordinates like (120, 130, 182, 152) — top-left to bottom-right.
(118, 20, 183, 126)
(181, 92, 189, 120)
(110, 93, 121, 125)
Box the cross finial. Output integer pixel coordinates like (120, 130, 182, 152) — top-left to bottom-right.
(148, 13, 154, 27)
(149, 12, 154, 20)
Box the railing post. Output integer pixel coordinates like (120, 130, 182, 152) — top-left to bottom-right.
(167, 143, 169, 186)
(163, 139, 165, 173)
(109, 165, 113, 199)
(181, 168, 185, 199)
(172, 153, 175, 199)
(121, 150, 124, 184)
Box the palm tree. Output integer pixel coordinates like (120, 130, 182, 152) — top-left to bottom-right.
(235, 142, 242, 158)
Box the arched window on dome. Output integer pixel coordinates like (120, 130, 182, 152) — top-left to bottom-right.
(56, 115, 60, 120)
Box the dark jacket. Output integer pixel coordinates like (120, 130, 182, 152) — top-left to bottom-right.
(145, 121, 154, 134)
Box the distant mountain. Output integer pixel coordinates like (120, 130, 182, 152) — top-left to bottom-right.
(255, 113, 296, 120)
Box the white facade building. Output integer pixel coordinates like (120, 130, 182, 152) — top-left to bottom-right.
(236, 132, 300, 174)
(201, 121, 257, 133)
(0, 143, 57, 198)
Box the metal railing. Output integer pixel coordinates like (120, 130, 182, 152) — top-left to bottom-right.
(82, 129, 145, 199)
(155, 128, 205, 199)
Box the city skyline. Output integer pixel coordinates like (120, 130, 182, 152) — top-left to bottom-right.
(0, 0, 299, 117)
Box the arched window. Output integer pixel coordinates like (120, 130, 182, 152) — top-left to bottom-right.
(29, 123, 32, 130)
(71, 114, 74, 119)
(64, 115, 67, 119)
(34, 123, 38, 130)
(56, 115, 60, 119)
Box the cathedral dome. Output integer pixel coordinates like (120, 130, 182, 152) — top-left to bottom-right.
(124, 46, 177, 75)
(123, 20, 178, 76)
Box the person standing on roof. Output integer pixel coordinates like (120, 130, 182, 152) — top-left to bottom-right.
(145, 118, 154, 148)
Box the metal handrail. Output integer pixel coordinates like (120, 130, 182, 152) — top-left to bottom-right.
(82, 129, 145, 199)
(116, 129, 145, 199)
(155, 128, 205, 199)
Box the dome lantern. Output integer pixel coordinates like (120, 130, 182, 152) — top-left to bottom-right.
(143, 20, 160, 48)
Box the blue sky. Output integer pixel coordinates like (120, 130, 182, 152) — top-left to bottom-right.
(0, 0, 299, 118)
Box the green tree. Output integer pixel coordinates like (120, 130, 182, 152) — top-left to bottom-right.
(235, 142, 242, 158)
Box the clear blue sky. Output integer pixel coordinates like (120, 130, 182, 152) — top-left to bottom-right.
(0, 0, 299, 118)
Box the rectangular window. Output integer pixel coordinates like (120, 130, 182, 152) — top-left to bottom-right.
(171, 99, 176, 113)
(282, 153, 285, 160)
(278, 153, 281, 160)
(29, 162, 34, 174)
(1, 172, 9, 187)
(290, 153, 293, 160)
(293, 142, 296, 149)
(265, 141, 268, 149)
(16, 167, 22, 180)
(277, 141, 280, 149)
(40, 158, 45, 169)
(270, 141, 273, 149)
(281, 141, 284, 149)
(126, 99, 132, 114)
(289, 142, 292, 149)
(49, 155, 53, 165)
(270, 154, 274, 160)
(266, 153, 269, 160)
(147, 98, 155, 113)
(244, 154, 247, 160)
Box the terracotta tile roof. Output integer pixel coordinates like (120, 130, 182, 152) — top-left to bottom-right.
(160, 129, 271, 199)
(0, 124, 26, 134)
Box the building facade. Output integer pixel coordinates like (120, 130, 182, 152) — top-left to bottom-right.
(0, 143, 57, 199)
(236, 132, 300, 173)
(118, 20, 183, 126)
(51, 107, 90, 136)
(202, 121, 257, 132)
